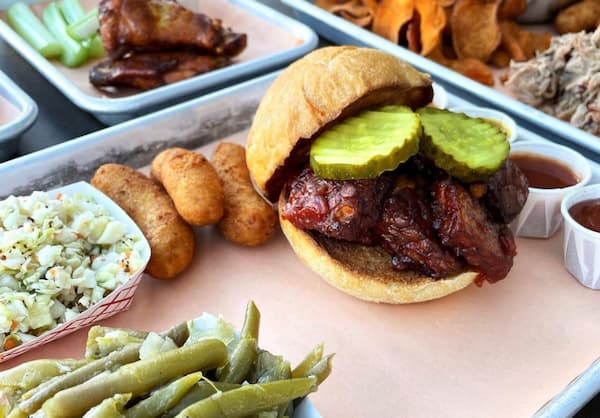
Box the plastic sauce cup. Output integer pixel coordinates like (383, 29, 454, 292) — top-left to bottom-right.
(509, 141, 592, 238)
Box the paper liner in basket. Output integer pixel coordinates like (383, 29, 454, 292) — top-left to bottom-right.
(0, 181, 151, 363)
(0, 271, 144, 363)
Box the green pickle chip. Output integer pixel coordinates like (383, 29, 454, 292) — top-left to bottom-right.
(417, 108, 509, 183)
(309, 105, 421, 180)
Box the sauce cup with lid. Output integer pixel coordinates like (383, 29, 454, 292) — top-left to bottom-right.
(561, 184, 600, 289)
(509, 141, 592, 238)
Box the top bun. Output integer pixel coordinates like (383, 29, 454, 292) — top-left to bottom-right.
(246, 46, 433, 202)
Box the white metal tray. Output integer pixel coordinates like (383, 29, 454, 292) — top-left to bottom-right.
(0, 72, 599, 418)
(281, 0, 600, 159)
(0, 69, 37, 161)
(0, 0, 317, 125)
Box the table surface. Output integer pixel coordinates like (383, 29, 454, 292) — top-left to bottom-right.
(1, 1, 600, 416)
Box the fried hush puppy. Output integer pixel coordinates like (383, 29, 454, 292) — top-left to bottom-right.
(211, 143, 277, 246)
(556, 0, 600, 35)
(151, 148, 224, 226)
(91, 164, 195, 280)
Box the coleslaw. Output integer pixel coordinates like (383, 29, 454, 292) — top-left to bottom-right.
(0, 190, 145, 352)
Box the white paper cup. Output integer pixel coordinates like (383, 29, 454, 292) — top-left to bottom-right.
(449, 105, 518, 143)
(509, 142, 592, 238)
(561, 184, 600, 289)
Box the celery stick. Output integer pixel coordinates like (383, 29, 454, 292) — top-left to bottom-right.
(6, 2, 62, 58)
(43, 2, 88, 67)
(87, 34, 106, 58)
(59, 0, 104, 59)
(67, 8, 99, 41)
(59, 0, 86, 24)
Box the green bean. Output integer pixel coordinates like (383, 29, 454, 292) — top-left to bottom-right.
(240, 301, 260, 341)
(0, 359, 86, 391)
(291, 344, 323, 379)
(164, 382, 240, 418)
(256, 411, 277, 418)
(125, 372, 202, 418)
(42, 2, 88, 67)
(216, 302, 261, 384)
(85, 321, 188, 359)
(85, 326, 146, 359)
(42, 339, 228, 418)
(6, 2, 62, 58)
(12, 343, 141, 416)
(216, 337, 257, 384)
(251, 350, 291, 384)
(304, 354, 334, 385)
(83, 393, 131, 418)
(174, 377, 317, 418)
(164, 321, 190, 347)
(247, 350, 293, 418)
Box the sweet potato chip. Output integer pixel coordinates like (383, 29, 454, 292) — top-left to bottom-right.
(428, 46, 494, 85)
(451, 0, 501, 62)
(363, 0, 380, 11)
(406, 16, 421, 52)
(519, 30, 551, 59)
(499, 20, 526, 62)
(490, 49, 511, 68)
(499, 21, 551, 62)
(434, 0, 456, 6)
(373, 0, 415, 44)
(415, 0, 446, 56)
(316, 0, 376, 27)
(498, 0, 527, 20)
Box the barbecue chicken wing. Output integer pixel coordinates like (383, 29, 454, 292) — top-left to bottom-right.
(98, 0, 247, 58)
(90, 51, 229, 90)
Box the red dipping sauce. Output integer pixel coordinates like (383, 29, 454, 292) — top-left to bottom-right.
(510, 153, 579, 189)
(569, 199, 600, 233)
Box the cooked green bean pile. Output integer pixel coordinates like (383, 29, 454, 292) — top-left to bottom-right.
(0, 302, 332, 418)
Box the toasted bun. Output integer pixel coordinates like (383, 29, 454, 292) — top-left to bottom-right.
(279, 195, 477, 304)
(246, 46, 433, 202)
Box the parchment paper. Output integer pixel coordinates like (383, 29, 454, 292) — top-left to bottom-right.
(0, 94, 19, 126)
(0, 0, 302, 99)
(2, 130, 600, 417)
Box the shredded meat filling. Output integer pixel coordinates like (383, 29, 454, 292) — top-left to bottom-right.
(376, 184, 464, 278)
(282, 157, 528, 285)
(432, 178, 516, 285)
(281, 167, 392, 245)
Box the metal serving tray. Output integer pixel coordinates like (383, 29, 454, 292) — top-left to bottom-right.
(0, 0, 317, 125)
(281, 0, 600, 158)
(0, 72, 599, 418)
(0, 69, 37, 161)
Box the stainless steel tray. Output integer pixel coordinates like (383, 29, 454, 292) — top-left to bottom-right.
(0, 0, 317, 125)
(0, 72, 598, 418)
(0, 69, 37, 161)
(281, 0, 600, 159)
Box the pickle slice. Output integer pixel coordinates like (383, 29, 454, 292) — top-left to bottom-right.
(417, 108, 509, 183)
(309, 105, 421, 180)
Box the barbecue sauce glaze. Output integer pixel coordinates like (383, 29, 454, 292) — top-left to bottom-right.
(509, 153, 579, 189)
(570, 200, 600, 233)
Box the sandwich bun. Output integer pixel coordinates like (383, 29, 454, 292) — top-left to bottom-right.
(246, 45, 434, 203)
(278, 193, 477, 304)
(247, 46, 479, 303)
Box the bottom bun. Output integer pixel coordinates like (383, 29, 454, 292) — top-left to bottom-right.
(279, 195, 477, 304)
